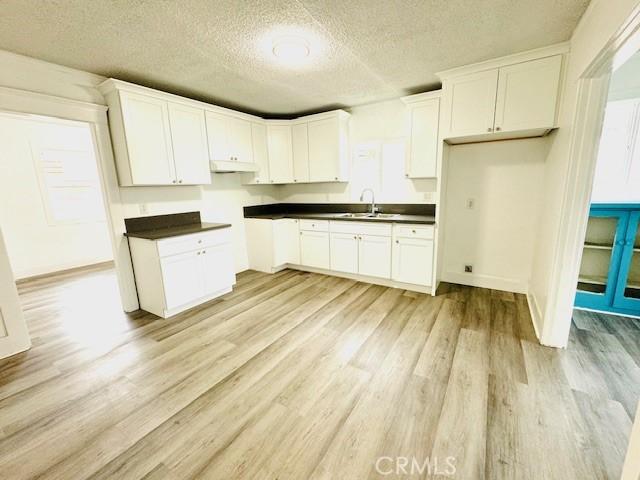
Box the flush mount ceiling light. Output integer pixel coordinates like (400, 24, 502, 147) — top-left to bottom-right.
(272, 35, 310, 64)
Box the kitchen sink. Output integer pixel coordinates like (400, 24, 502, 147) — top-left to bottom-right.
(335, 212, 398, 219)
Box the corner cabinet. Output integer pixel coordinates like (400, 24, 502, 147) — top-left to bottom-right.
(99, 79, 211, 186)
(438, 45, 566, 144)
(575, 204, 640, 317)
(260, 111, 350, 185)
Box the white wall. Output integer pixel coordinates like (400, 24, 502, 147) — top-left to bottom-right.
(276, 99, 437, 203)
(0, 113, 113, 279)
(529, 0, 640, 337)
(442, 138, 548, 293)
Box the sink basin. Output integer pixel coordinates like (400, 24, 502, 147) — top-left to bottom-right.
(335, 212, 398, 219)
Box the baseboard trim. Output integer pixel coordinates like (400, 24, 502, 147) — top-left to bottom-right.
(15, 260, 115, 284)
(441, 271, 527, 294)
(526, 291, 543, 341)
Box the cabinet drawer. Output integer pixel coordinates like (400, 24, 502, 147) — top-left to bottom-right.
(157, 228, 231, 257)
(393, 224, 434, 240)
(330, 221, 392, 237)
(299, 219, 329, 232)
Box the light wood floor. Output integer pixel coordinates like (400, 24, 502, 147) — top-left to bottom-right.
(0, 266, 638, 479)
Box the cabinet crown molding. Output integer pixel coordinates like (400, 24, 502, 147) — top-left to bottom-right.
(401, 89, 443, 105)
(436, 42, 570, 81)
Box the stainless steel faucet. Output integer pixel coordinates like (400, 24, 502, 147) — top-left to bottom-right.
(360, 188, 378, 215)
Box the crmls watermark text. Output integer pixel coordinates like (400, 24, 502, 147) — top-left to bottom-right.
(374, 456, 457, 476)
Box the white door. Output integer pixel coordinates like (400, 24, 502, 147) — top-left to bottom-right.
(494, 55, 562, 133)
(200, 243, 235, 296)
(160, 251, 203, 310)
(249, 123, 270, 184)
(358, 235, 391, 279)
(291, 122, 310, 183)
(205, 111, 230, 161)
(267, 124, 294, 183)
(168, 102, 210, 185)
(392, 237, 433, 286)
(300, 230, 330, 269)
(273, 218, 300, 265)
(228, 117, 253, 163)
(330, 232, 359, 274)
(0, 228, 30, 359)
(308, 117, 340, 182)
(445, 69, 499, 138)
(408, 99, 440, 178)
(120, 91, 175, 185)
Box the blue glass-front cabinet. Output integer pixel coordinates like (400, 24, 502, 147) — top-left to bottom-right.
(575, 204, 640, 317)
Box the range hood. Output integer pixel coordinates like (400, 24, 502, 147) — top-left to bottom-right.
(209, 160, 259, 173)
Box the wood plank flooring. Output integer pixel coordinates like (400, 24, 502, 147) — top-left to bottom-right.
(0, 266, 638, 479)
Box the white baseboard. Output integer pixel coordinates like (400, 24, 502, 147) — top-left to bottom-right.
(526, 290, 543, 341)
(441, 271, 528, 294)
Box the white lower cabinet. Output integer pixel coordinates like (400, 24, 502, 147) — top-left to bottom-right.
(392, 225, 434, 286)
(128, 228, 235, 318)
(330, 233, 359, 274)
(300, 230, 330, 269)
(358, 235, 392, 279)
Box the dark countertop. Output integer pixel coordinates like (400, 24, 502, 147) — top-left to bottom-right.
(124, 222, 231, 240)
(244, 212, 435, 224)
(124, 211, 230, 240)
(243, 203, 436, 225)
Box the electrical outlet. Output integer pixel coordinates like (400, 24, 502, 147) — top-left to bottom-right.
(464, 265, 473, 273)
(465, 198, 475, 209)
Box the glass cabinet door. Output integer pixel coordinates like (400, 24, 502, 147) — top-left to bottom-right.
(613, 211, 640, 309)
(576, 210, 629, 308)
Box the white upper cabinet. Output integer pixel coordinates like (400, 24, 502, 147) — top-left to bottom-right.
(438, 45, 567, 143)
(308, 114, 349, 182)
(205, 111, 253, 163)
(118, 91, 176, 185)
(167, 102, 210, 185)
(403, 93, 441, 178)
(267, 123, 294, 184)
(494, 55, 562, 133)
(291, 122, 310, 183)
(100, 79, 219, 186)
(445, 69, 499, 138)
(246, 122, 270, 184)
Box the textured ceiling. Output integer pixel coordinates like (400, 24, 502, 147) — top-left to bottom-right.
(0, 0, 590, 117)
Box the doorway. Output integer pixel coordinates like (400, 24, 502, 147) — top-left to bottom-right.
(0, 112, 113, 280)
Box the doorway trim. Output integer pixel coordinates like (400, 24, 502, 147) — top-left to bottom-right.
(0, 85, 139, 312)
(541, 5, 640, 347)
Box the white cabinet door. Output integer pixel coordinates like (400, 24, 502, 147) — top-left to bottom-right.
(494, 55, 562, 133)
(267, 124, 294, 183)
(168, 102, 210, 185)
(228, 117, 253, 163)
(445, 69, 499, 138)
(200, 243, 235, 296)
(273, 218, 300, 266)
(120, 91, 175, 185)
(358, 235, 391, 279)
(408, 98, 440, 178)
(392, 237, 433, 286)
(308, 117, 340, 182)
(205, 111, 230, 161)
(291, 122, 310, 183)
(330, 233, 359, 274)
(249, 122, 270, 184)
(300, 230, 330, 269)
(160, 251, 203, 310)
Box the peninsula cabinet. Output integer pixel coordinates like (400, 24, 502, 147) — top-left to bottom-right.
(391, 224, 434, 286)
(99, 79, 211, 186)
(438, 46, 566, 144)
